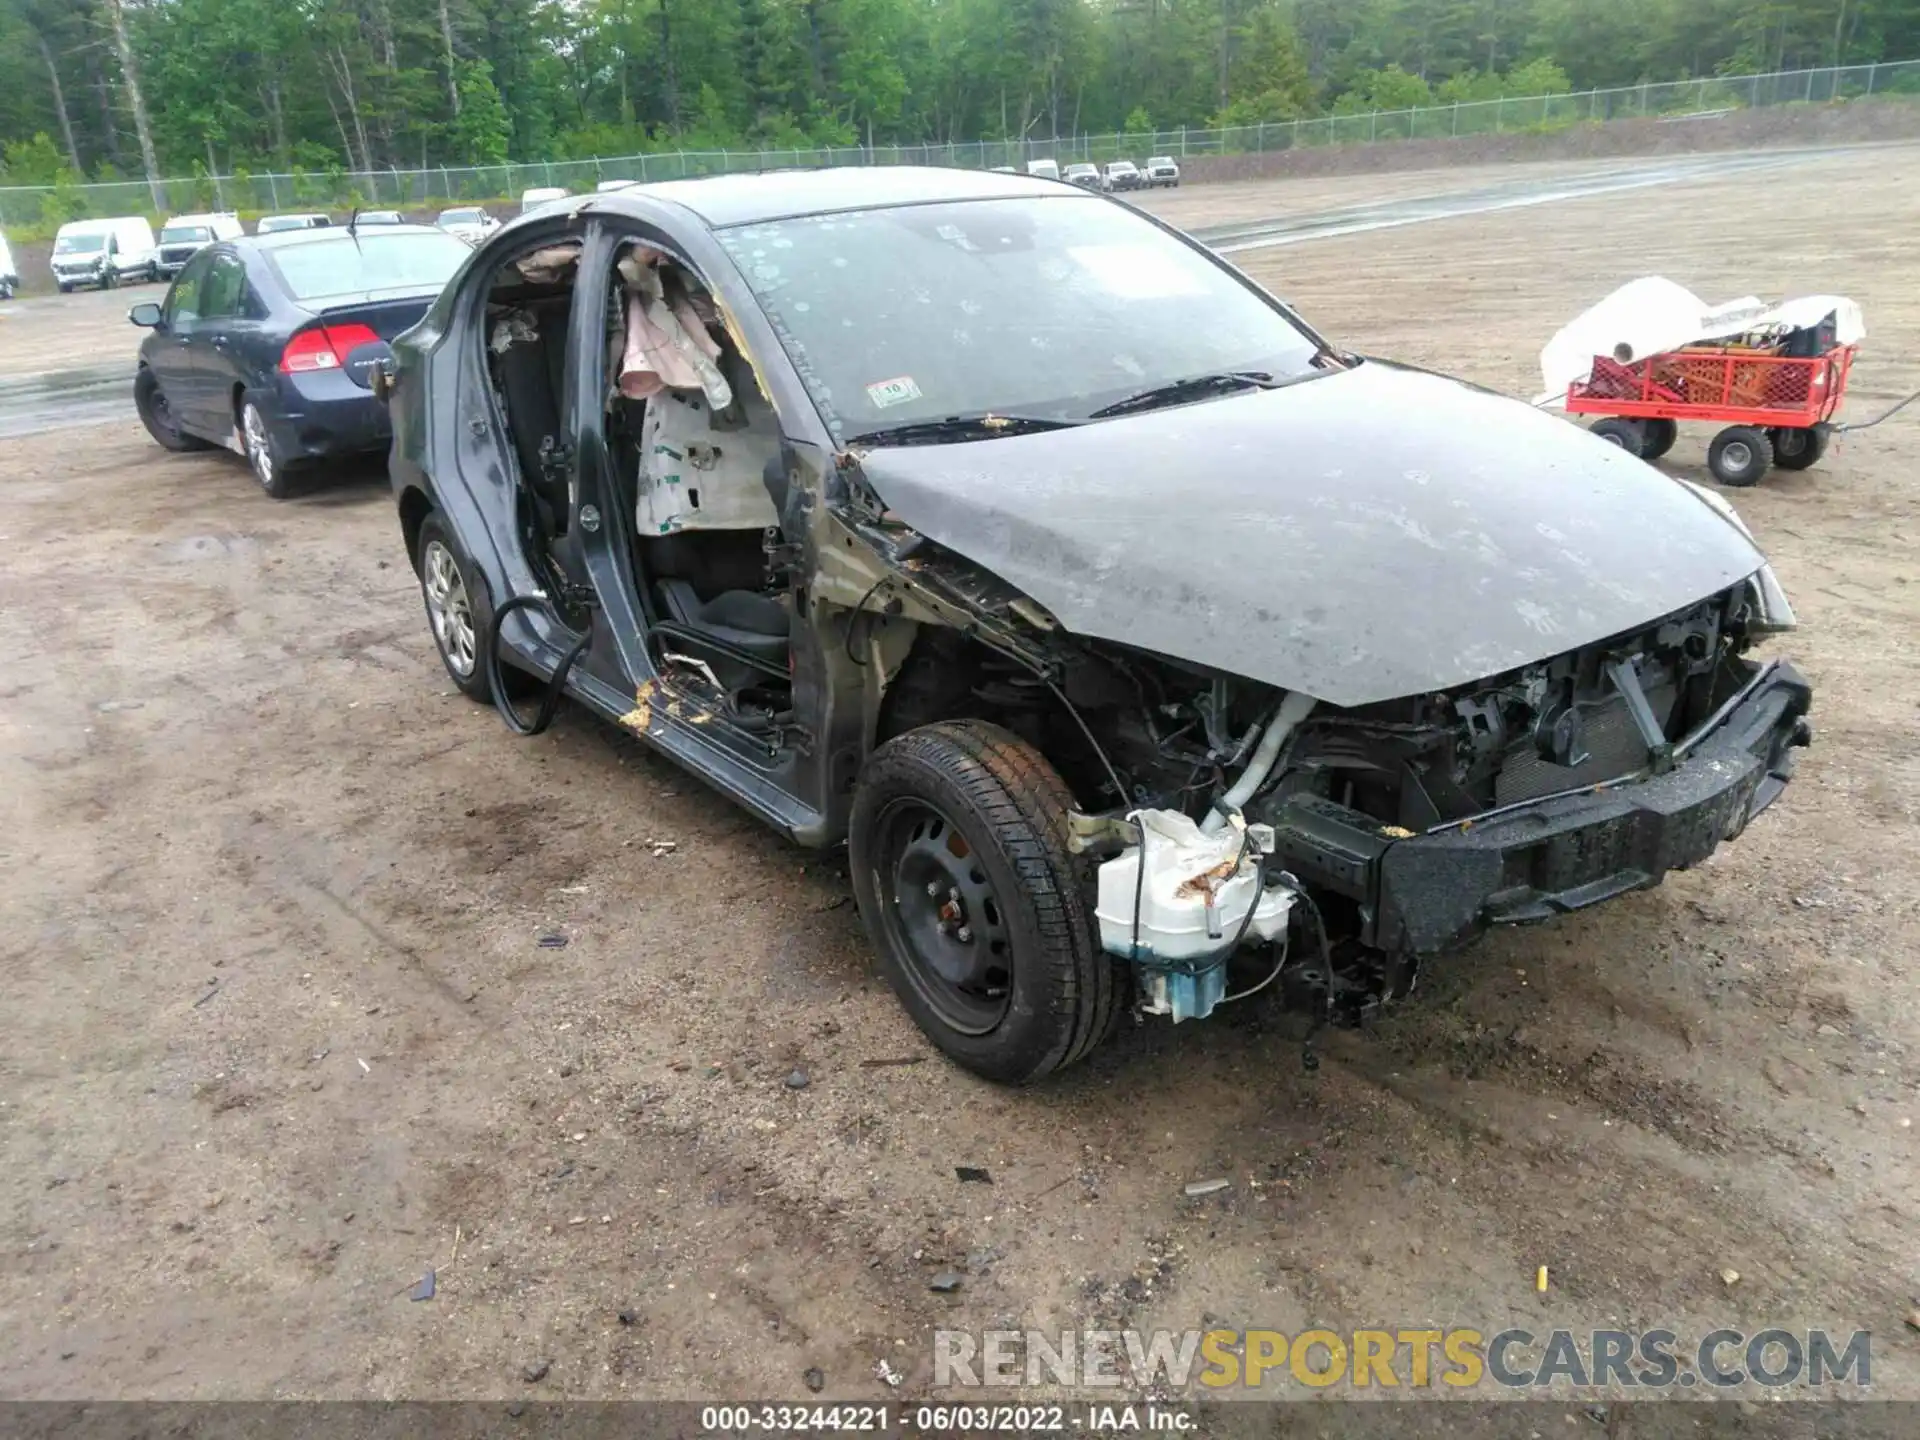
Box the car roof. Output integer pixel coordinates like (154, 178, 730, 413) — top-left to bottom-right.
(588, 165, 1074, 227)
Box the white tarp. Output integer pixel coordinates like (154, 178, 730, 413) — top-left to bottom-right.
(1538, 277, 1865, 403)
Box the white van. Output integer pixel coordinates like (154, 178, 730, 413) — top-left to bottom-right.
(520, 186, 571, 214)
(0, 228, 18, 300)
(1025, 158, 1061, 182)
(51, 216, 159, 292)
(156, 212, 244, 278)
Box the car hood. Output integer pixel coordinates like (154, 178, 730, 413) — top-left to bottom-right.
(853, 361, 1767, 707)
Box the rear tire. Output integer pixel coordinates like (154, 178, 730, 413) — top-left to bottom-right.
(1589, 417, 1645, 456)
(850, 720, 1127, 1085)
(1707, 425, 1772, 487)
(1639, 418, 1679, 459)
(415, 512, 496, 703)
(240, 396, 300, 499)
(134, 368, 212, 453)
(1770, 424, 1829, 471)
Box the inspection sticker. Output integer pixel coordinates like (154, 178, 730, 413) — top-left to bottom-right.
(866, 375, 923, 409)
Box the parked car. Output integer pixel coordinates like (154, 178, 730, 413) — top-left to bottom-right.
(435, 206, 501, 245)
(128, 223, 470, 498)
(1144, 156, 1181, 187)
(0, 229, 17, 300)
(51, 216, 159, 291)
(157, 212, 245, 278)
(1104, 160, 1143, 192)
(356, 210, 406, 225)
(257, 212, 332, 234)
(384, 166, 1811, 1085)
(520, 186, 571, 214)
(1024, 158, 1060, 181)
(989, 165, 1017, 174)
(1062, 163, 1105, 191)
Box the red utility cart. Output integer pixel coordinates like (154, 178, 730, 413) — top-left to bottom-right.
(1565, 342, 1856, 487)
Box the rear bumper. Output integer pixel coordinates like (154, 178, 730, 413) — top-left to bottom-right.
(1269, 659, 1813, 954)
(267, 371, 391, 461)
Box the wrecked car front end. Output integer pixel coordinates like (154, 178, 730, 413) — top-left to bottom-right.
(848, 361, 1814, 1027)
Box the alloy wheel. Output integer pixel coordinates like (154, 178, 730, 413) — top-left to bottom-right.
(421, 540, 478, 677)
(242, 403, 276, 490)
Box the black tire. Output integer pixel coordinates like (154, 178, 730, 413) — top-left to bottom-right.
(1770, 424, 1829, 471)
(102, 266, 118, 291)
(238, 394, 301, 499)
(1707, 425, 1773, 488)
(1639, 418, 1679, 460)
(58, 283, 72, 295)
(1589, 417, 1645, 456)
(134, 367, 212, 452)
(850, 720, 1127, 1084)
(415, 511, 497, 703)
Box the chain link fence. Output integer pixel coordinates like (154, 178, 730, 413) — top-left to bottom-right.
(4, 58, 1918, 229)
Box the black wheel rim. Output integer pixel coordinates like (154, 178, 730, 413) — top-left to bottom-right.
(1776, 430, 1807, 457)
(872, 798, 1014, 1035)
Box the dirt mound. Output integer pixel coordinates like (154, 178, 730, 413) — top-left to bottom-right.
(1186, 97, 1920, 185)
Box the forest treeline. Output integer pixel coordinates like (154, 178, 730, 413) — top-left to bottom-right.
(2, 0, 1916, 186)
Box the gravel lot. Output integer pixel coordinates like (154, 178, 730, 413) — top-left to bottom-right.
(2, 146, 1917, 1421)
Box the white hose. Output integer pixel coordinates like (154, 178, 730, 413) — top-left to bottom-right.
(1200, 689, 1316, 834)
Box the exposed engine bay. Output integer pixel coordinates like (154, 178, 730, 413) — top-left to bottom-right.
(874, 539, 1798, 1027)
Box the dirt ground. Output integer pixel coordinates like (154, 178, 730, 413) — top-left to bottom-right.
(2, 144, 1918, 1421)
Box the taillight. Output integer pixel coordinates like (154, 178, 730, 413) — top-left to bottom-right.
(280, 322, 381, 373)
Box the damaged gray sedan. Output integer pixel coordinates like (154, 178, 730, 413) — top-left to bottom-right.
(383, 168, 1812, 1083)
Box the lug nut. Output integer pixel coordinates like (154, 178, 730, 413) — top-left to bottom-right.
(956, 926, 973, 942)
(926, 881, 941, 897)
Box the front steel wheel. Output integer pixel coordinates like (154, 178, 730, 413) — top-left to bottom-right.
(868, 797, 1017, 1036)
(850, 721, 1127, 1084)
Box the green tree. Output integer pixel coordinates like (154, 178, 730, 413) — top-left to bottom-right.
(451, 57, 511, 162)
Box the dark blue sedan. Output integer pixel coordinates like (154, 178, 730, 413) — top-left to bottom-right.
(128, 223, 471, 497)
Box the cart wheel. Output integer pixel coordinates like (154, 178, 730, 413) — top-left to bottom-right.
(1769, 424, 1829, 472)
(1589, 418, 1645, 456)
(1639, 419, 1678, 460)
(1707, 426, 1773, 488)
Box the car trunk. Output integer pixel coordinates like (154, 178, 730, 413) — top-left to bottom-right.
(304, 290, 441, 390)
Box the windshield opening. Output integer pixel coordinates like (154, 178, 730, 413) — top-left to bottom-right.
(266, 231, 470, 301)
(716, 195, 1320, 443)
(161, 226, 212, 245)
(439, 208, 484, 224)
(57, 233, 107, 254)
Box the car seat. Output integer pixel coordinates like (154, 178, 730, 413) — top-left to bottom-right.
(654, 578, 789, 692)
